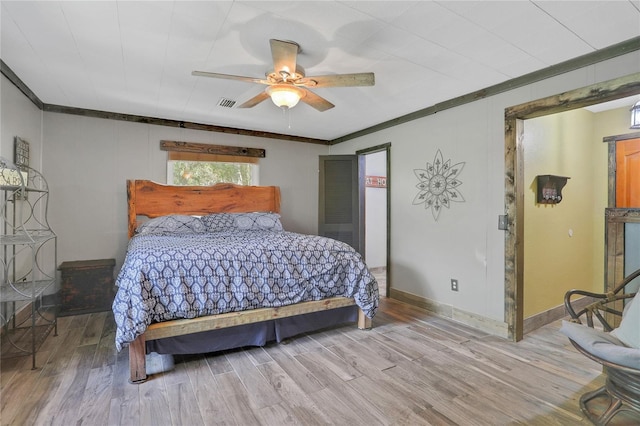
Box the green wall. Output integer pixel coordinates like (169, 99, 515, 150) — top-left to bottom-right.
(524, 105, 631, 318)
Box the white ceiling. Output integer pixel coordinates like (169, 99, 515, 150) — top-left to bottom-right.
(2, 1, 639, 141)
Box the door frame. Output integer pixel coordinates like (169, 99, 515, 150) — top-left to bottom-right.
(504, 73, 640, 341)
(357, 143, 391, 297)
(603, 132, 640, 294)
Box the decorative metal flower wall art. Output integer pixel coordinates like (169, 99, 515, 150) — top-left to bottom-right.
(413, 149, 466, 221)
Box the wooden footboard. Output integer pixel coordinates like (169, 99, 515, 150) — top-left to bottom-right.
(129, 297, 372, 383)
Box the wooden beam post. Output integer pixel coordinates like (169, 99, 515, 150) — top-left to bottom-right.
(357, 309, 372, 329)
(128, 334, 147, 384)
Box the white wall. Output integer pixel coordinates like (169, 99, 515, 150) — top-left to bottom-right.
(365, 151, 387, 268)
(1, 75, 45, 317)
(41, 113, 328, 273)
(330, 51, 640, 328)
(1, 75, 42, 165)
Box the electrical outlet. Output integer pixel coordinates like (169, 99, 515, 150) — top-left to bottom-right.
(498, 215, 508, 230)
(451, 279, 459, 291)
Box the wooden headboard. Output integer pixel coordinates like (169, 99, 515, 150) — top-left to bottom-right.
(127, 180, 281, 238)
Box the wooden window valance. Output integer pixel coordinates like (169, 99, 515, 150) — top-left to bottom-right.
(161, 140, 265, 164)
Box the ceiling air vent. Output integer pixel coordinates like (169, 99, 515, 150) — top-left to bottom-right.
(218, 98, 237, 108)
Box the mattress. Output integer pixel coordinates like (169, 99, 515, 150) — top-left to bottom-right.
(113, 229, 379, 350)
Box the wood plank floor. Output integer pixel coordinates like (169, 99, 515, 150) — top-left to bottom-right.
(1, 297, 637, 425)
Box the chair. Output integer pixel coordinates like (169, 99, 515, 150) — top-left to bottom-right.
(562, 267, 640, 425)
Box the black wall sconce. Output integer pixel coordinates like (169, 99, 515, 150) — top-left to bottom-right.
(536, 175, 570, 204)
(630, 100, 640, 129)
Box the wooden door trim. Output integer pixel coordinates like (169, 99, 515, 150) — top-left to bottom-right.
(605, 208, 640, 294)
(504, 73, 640, 342)
(602, 133, 640, 302)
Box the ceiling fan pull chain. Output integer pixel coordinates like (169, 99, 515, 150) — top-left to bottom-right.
(283, 107, 293, 129)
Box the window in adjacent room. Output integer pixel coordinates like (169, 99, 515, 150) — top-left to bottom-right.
(167, 152, 259, 186)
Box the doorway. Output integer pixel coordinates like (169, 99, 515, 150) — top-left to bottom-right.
(318, 143, 391, 298)
(604, 133, 640, 295)
(358, 143, 390, 298)
(521, 110, 611, 334)
(503, 73, 640, 341)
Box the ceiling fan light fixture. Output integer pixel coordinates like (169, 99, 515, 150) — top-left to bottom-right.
(267, 84, 304, 109)
(630, 100, 640, 129)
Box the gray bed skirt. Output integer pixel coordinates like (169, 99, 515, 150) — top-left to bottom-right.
(146, 305, 359, 355)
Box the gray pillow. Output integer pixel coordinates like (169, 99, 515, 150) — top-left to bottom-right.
(136, 215, 205, 235)
(202, 212, 283, 232)
(234, 212, 283, 231)
(201, 213, 238, 232)
(610, 292, 640, 349)
(560, 320, 640, 369)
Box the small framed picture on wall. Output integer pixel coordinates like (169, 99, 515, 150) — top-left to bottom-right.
(14, 136, 30, 171)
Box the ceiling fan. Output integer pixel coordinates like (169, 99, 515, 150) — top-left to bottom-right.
(192, 39, 375, 112)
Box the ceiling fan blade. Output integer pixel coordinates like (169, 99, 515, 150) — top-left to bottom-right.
(297, 72, 375, 88)
(270, 39, 299, 79)
(237, 91, 271, 108)
(192, 71, 269, 85)
(300, 89, 335, 112)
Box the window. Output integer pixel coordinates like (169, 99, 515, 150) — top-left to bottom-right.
(167, 152, 259, 186)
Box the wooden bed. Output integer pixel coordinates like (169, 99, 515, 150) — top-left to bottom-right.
(124, 180, 372, 383)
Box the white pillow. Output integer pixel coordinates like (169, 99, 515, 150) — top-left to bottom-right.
(611, 291, 640, 349)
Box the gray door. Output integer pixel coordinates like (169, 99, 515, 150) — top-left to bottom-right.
(318, 155, 364, 255)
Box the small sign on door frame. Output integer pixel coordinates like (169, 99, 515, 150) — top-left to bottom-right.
(365, 175, 387, 188)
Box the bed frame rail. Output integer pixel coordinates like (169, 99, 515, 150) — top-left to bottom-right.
(129, 297, 371, 383)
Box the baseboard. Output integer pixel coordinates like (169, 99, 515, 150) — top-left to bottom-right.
(523, 295, 593, 335)
(389, 288, 509, 338)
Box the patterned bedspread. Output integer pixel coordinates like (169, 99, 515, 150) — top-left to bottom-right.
(113, 230, 379, 350)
